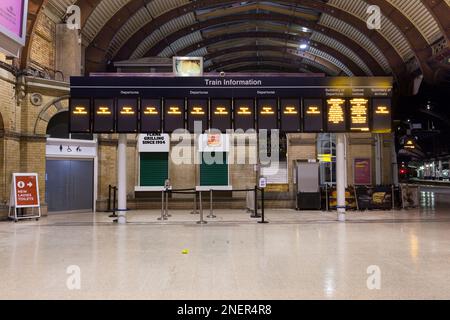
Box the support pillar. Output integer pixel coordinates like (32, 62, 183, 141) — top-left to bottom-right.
(117, 134, 127, 224)
(375, 133, 382, 185)
(336, 133, 346, 222)
(391, 133, 399, 186)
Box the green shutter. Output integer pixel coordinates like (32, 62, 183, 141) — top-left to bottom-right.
(200, 152, 228, 186)
(140, 152, 168, 186)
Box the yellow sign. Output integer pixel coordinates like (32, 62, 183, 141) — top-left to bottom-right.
(237, 106, 252, 115)
(168, 106, 182, 115)
(375, 106, 390, 114)
(283, 106, 298, 114)
(261, 106, 275, 115)
(120, 106, 135, 115)
(97, 106, 111, 115)
(73, 106, 87, 115)
(405, 139, 415, 149)
(306, 106, 321, 114)
(318, 154, 332, 163)
(191, 106, 205, 115)
(214, 107, 228, 115)
(143, 106, 158, 115)
(350, 98, 369, 131)
(327, 99, 345, 124)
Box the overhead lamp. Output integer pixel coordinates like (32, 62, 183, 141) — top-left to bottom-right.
(299, 43, 308, 50)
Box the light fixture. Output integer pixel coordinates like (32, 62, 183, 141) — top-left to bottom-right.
(299, 43, 308, 50)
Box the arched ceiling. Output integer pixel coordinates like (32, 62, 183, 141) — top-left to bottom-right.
(30, 0, 450, 83)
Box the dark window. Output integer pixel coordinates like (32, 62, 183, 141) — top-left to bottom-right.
(47, 111, 93, 140)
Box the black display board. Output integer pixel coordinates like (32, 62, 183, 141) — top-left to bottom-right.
(140, 98, 162, 133)
(257, 98, 278, 130)
(372, 98, 392, 133)
(69, 98, 91, 133)
(210, 99, 232, 132)
(280, 98, 301, 132)
(188, 99, 208, 133)
(234, 99, 255, 131)
(349, 98, 369, 132)
(303, 98, 324, 132)
(93, 98, 115, 133)
(117, 98, 138, 133)
(164, 99, 185, 132)
(326, 98, 347, 132)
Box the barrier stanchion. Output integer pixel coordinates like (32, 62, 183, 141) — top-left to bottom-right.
(391, 184, 395, 210)
(109, 186, 118, 218)
(197, 191, 207, 224)
(106, 185, 112, 212)
(191, 192, 199, 214)
(158, 190, 168, 221)
(207, 189, 216, 218)
(258, 188, 268, 224)
(251, 185, 261, 218)
(164, 190, 171, 217)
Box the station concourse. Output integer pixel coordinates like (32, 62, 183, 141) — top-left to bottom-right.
(0, 0, 449, 300)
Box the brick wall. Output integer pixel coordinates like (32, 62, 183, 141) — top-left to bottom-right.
(29, 13, 56, 70)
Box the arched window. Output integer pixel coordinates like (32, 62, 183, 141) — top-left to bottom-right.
(46, 111, 93, 140)
(317, 133, 336, 185)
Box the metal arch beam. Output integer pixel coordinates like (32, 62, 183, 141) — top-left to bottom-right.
(203, 45, 340, 74)
(142, 13, 384, 75)
(171, 31, 362, 75)
(82, 0, 404, 76)
(421, 0, 450, 43)
(20, 0, 48, 68)
(359, 0, 433, 80)
(224, 63, 316, 74)
(206, 56, 329, 75)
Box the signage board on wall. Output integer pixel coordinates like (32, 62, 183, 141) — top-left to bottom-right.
(198, 133, 230, 152)
(140, 98, 162, 133)
(0, 0, 28, 56)
(69, 98, 91, 133)
(138, 133, 170, 152)
(354, 158, 372, 185)
(280, 99, 300, 132)
(210, 99, 232, 132)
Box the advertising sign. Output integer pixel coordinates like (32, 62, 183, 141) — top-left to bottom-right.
(0, 0, 28, 56)
(140, 98, 161, 133)
(138, 133, 170, 152)
(354, 158, 372, 185)
(173, 57, 203, 76)
(198, 133, 230, 152)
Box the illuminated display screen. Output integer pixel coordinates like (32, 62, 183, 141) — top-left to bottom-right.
(164, 99, 185, 132)
(372, 98, 392, 133)
(326, 98, 346, 132)
(234, 99, 255, 131)
(280, 99, 300, 132)
(257, 99, 278, 130)
(117, 99, 138, 133)
(93, 99, 115, 133)
(188, 99, 208, 133)
(69, 98, 91, 133)
(140, 99, 161, 133)
(349, 98, 369, 132)
(303, 98, 324, 132)
(210, 99, 232, 132)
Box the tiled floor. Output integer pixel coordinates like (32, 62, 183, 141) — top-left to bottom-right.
(1, 203, 450, 300)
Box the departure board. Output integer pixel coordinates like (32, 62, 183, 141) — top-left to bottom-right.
(257, 98, 278, 130)
(117, 98, 138, 133)
(188, 99, 208, 133)
(303, 99, 324, 132)
(210, 99, 232, 132)
(280, 99, 300, 132)
(234, 99, 255, 131)
(140, 99, 162, 133)
(164, 99, 185, 132)
(326, 98, 346, 132)
(349, 98, 369, 132)
(93, 99, 115, 133)
(69, 98, 91, 133)
(372, 98, 392, 133)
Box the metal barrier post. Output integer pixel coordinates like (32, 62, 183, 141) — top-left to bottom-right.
(251, 185, 260, 218)
(258, 188, 268, 224)
(197, 191, 207, 224)
(158, 190, 167, 221)
(207, 189, 216, 218)
(164, 190, 171, 217)
(107, 185, 112, 212)
(109, 187, 118, 218)
(391, 184, 395, 210)
(191, 192, 199, 214)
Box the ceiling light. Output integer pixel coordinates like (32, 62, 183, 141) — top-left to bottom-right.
(299, 43, 308, 50)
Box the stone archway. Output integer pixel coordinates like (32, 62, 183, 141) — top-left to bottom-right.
(33, 95, 70, 136)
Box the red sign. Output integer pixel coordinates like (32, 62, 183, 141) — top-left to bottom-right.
(14, 174, 39, 207)
(354, 159, 372, 185)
